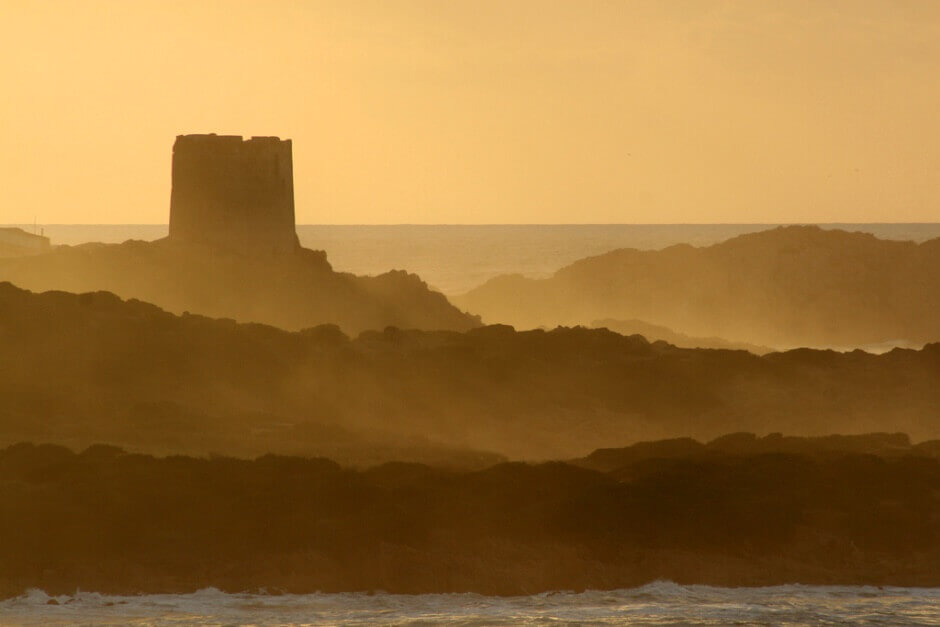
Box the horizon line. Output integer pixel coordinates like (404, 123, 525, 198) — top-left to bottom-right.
(4, 222, 940, 228)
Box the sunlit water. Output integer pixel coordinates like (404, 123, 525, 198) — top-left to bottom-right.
(3, 583, 940, 625)
(7, 223, 940, 295)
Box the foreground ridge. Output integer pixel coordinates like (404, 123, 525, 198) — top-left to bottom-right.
(3, 437, 940, 598)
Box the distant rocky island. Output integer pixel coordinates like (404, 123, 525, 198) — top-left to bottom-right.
(455, 226, 940, 349)
(0, 135, 478, 335)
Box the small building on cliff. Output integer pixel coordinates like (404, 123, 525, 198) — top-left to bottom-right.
(169, 134, 299, 253)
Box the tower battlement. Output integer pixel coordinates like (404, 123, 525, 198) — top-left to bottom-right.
(168, 134, 299, 253)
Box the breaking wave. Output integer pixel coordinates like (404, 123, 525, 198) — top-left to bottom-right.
(4, 582, 940, 625)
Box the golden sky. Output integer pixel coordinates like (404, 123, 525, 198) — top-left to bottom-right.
(1, 0, 938, 224)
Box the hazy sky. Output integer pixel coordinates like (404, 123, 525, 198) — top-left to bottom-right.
(2, 0, 938, 224)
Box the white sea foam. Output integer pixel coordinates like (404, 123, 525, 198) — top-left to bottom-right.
(4, 583, 940, 625)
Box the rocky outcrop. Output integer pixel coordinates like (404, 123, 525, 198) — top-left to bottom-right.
(0, 239, 479, 335)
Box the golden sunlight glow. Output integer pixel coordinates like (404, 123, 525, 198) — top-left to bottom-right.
(2, 0, 939, 224)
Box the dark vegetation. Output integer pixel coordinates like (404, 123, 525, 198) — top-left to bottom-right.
(3, 434, 940, 598)
(2, 282, 940, 460)
(0, 238, 479, 335)
(456, 226, 940, 348)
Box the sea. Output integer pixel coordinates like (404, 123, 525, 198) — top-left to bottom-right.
(8, 223, 940, 295)
(3, 583, 940, 625)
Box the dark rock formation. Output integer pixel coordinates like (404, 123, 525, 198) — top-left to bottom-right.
(4, 439, 940, 597)
(592, 318, 772, 354)
(574, 431, 918, 473)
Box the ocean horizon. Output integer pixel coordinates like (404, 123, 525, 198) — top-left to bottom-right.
(6, 223, 940, 295)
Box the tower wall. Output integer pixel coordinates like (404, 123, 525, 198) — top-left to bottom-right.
(169, 134, 298, 253)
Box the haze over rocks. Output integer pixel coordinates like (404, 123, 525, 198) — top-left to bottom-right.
(2, 282, 940, 460)
(0, 239, 479, 335)
(455, 226, 940, 349)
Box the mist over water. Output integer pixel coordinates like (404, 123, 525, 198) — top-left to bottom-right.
(9, 223, 940, 295)
(5, 584, 940, 625)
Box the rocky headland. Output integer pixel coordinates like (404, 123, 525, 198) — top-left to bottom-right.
(0, 238, 479, 335)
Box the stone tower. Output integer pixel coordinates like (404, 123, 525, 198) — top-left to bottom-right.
(168, 134, 299, 253)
